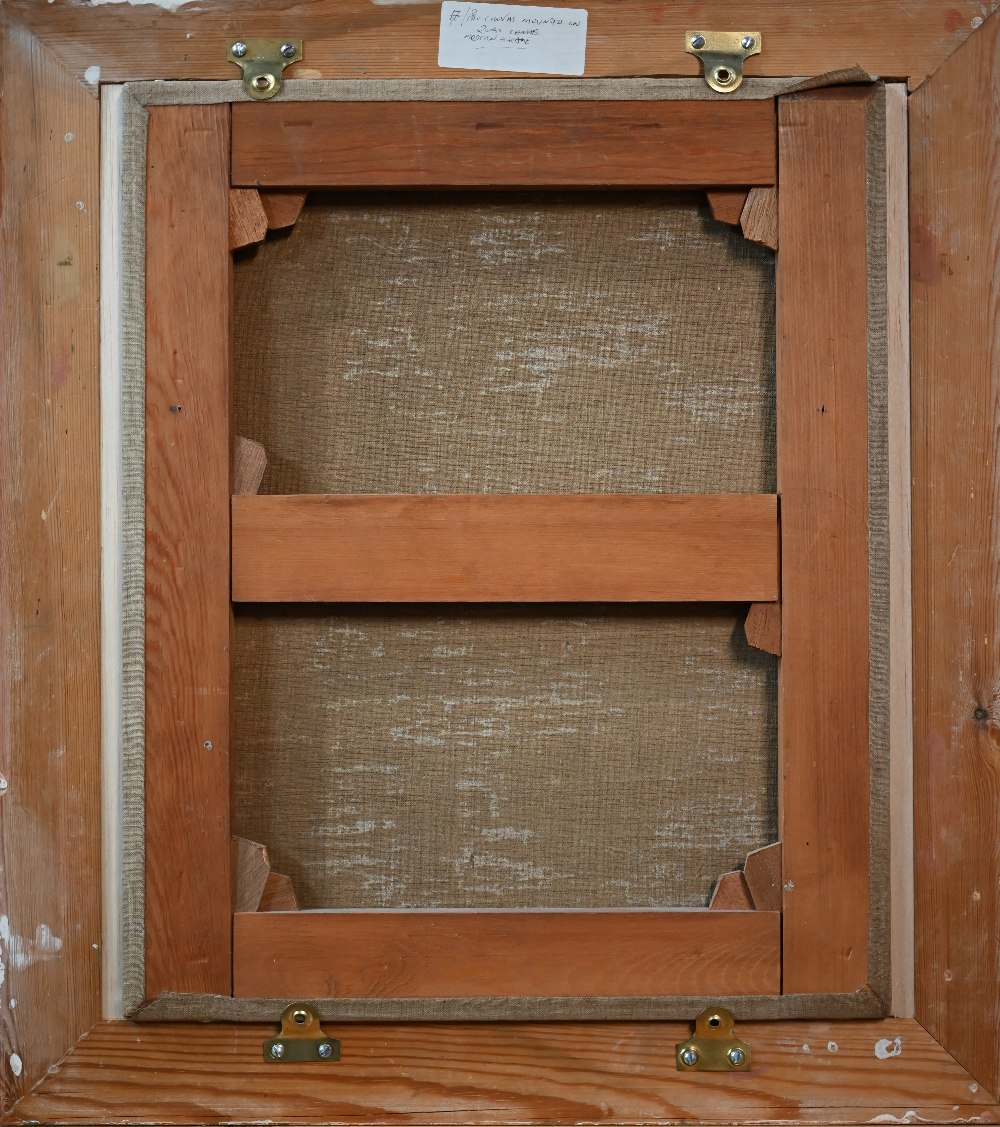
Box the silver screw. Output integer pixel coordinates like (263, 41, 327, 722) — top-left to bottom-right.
(280, 42, 297, 58)
(203, 740, 213, 750)
(232, 41, 248, 58)
(727, 1047, 747, 1066)
(270, 1043, 284, 1059)
(680, 1046, 699, 1067)
(317, 1042, 334, 1059)
(741, 35, 755, 50)
(690, 34, 706, 49)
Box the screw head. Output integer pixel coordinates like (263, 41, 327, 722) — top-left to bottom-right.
(690, 33, 706, 49)
(680, 1046, 699, 1067)
(269, 1043, 284, 1059)
(741, 35, 755, 50)
(727, 1047, 747, 1067)
(280, 42, 297, 58)
(232, 41, 248, 58)
(317, 1042, 334, 1059)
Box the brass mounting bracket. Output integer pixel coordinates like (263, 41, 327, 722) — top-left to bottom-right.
(685, 31, 762, 93)
(264, 1003, 340, 1063)
(228, 38, 303, 100)
(676, 1006, 752, 1072)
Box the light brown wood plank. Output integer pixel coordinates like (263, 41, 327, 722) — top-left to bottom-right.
(8, 1, 986, 86)
(776, 88, 873, 994)
(709, 871, 755, 910)
(144, 105, 232, 999)
(230, 101, 776, 188)
(19, 1018, 998, 1125)
(0, 15, 102, 1112)
(234, 910, 780, 999)
(231, 493, 779, 603)
(911, 11, 1000, 1098)
(885, 81, 915, 1021)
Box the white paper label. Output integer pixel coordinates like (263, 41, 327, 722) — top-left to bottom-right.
(438, 2, 588, 76)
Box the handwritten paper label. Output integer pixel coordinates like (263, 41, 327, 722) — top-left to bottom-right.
(438, 2, 588, 76)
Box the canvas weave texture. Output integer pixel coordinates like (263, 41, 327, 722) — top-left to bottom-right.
(232, 192, 778, 910)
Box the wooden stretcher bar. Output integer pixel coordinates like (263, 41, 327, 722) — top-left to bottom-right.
(231, 493, 780, 603)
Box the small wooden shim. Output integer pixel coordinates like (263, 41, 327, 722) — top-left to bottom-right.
(229, 188, 268, 251)
(744, 842, 783, 912)
(232, 837, 271, 913)
(260, 872, 300, 912)
(741, 186, 778, 250)
(709, 870, 754, 910)
(707, 189, 749, 225)
(260, 190, 308, 230)
(233, 435, 268, 497)
(745, 601, 781, 655)
(710, 842, 782, 911)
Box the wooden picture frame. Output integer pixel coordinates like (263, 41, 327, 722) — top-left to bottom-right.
(3, 2, 998, 1122)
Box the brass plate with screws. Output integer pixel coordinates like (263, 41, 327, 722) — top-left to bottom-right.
(685, 31, 761, 93)
(676, 1006, 751, 1072)
(228, 38, 303, 101)
(264, 1003, 340, 1063)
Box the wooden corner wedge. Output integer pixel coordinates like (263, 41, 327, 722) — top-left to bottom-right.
(745, 601, 782, 655)
(740, 186, 778, 250)
(260, 872, 300, 912)
(233, 435, 268, 497)
(229, 188, 268, 251)
(709, 870, 755, 910)
(707, 189, 749, 226)
(260, 190, 308, 230)
(743, 842, 783, 912)
(232, 836, 271, 914)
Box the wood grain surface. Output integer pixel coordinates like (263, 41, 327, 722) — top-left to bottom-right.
(776, 89, 874, 994)
(18, 1017, 997, 1125)
(231, 100, 776, 188)
(144, 105, 233, 999)
(0, 14, 102, 1113)
(233, 910, 779, 999)
(709, 871, 755, 910)
(232, 493, 779, 603)
(7, 0, 987, 86)
(911, 9, 1000, 1098)
(228, 188, 267, 250)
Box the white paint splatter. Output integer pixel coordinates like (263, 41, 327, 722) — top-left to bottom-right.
(64, 132, 75, 143)
(972, 15, 984, 27)
(801, 1043, 810, 1053)
(827, 1041, 839, 1053)
(870, 1112, 930, 1124)
(0, 917, 64, 971)
(8, 999, 14, 1010)
(784, 879, 795, 891)
(971, 1083, 979, 1094)
(84, 65, 101, 87)
(9, 1053, 22, 1077)
(874, 1036, 904, 1059)
(0, 775, 7, 795)
(76, 201, 86, 212)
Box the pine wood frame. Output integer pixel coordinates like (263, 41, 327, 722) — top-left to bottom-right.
(4, 1, 1000, 1122)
